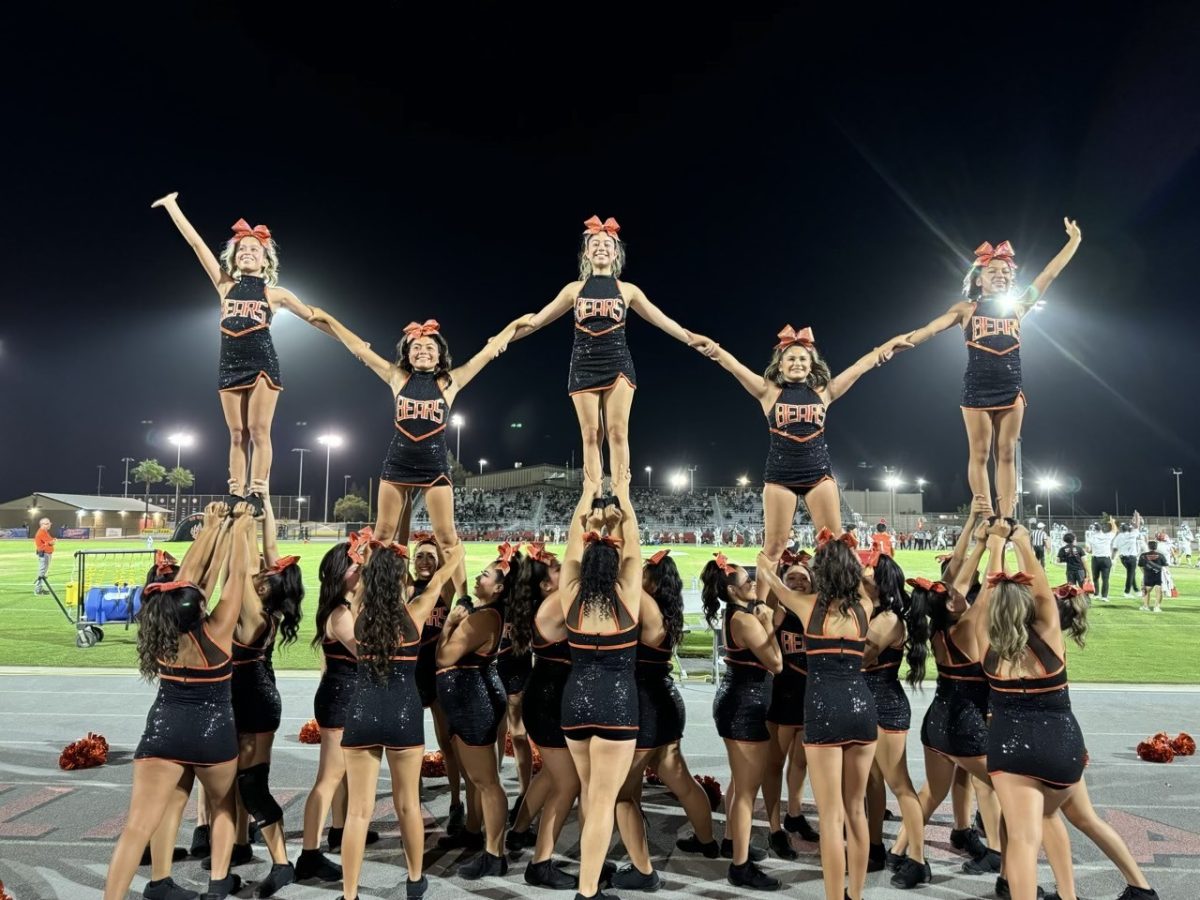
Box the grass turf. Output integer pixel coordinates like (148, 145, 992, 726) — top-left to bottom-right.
(1, 540, 1196, 682)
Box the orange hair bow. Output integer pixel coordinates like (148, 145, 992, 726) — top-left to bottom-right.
(367, 538, 408, 559)
(906, 577, 948, 594)
(647, 548, 671, 566)
(858, 549, 881, 569)
(347, 527, 374, 565)
(584, 531, 622, 549)
(974, 240, 1017, 269)
(143, 580, 198, 596)
(583, 215, 621, 237)
(525, 542, 558, 565)
(231, 218, 272, 245)
(403, 320, 441, 340)
(775, 325, 815, 351)
(411, 531, 435, 545)
(987, 571, 1034, 587)
(268, 555, 300, 574)
(155, 550, 179, 576)
(816, 527, 858, 550)
(496, 542, 519, 573)
(713, 552, 736, 576)
(1053, 583, 1083, 600)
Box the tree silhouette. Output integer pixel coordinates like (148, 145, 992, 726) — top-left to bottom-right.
(132, 459, 166, 532)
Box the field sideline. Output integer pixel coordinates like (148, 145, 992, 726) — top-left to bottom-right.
(1, 539, 1196, 682)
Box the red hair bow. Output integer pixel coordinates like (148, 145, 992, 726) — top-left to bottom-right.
(411, 531, 435, 545)
(1053, 583, 1083, 600)
(231, 218, 272, 245)
(583, 215, 621, 237)
(584, 531, 623, 549)
(269, 555, 300, 574)
(775, 325, 815, 351)
(647, 548, 671, 566)
(857, 549, 881, 568)
(906, 577, 948, 594)
(987, 571, 1034, 587)
(155, 549, 179, 576)
(347, 528, 374, 565)
(403, 319, 441, 340)
(713, 552, 736, 576)
(143, 580, 197, 596)
(525, 542, 558, 565)
(496, 542, 519, 573)
(817, 527, 858, 550)
(974, 240, 1017, 269)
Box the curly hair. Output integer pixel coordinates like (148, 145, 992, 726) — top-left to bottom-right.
(578, 542, 621, 620)
(358, 550, 417, 681)
(812, 539, 862, 617)
(219, 235, 280, 286)
(258, 564, 304, 648)
(1057, 592, 1089, 648)
(644, 555, 685, 649)
(578, 232, 626, 280)
(699, 560, 738, 630)
(512, 554, 553, 654)
(135, 585, 205, 681)
(987, 581, 1036, 663)
(312, 542, 354, 649)
(395, 331, 453, 383)
(763, 343, 832, 392)
(872, 555, 908, 619)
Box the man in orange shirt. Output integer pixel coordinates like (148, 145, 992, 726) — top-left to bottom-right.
(871, 520, 895, 557)
(34, 517, 55, 593)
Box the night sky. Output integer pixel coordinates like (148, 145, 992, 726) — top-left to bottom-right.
(4, 4, 1200, 518)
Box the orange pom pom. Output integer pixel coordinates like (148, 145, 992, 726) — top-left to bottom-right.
(1136, 734, 1175, 763)
(59, 732, 109, 770)
(644, 765, 663, 786)
(0, 880, 14, 900)
(1171, 732, 1195, 756)
(503, 732, 515, 757)
(422, 751, 447, 778)
(530, 743, 543, 774)
(694, 774, 723, 811)
(298, 719, 322, 744)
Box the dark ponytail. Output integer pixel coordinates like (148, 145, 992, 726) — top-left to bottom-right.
(812, 540, 862, 617)
(494, 551, 526, 649)
(312, 542, 354, 649)
(260, 564, 304, 648)
(359, 550, 415, 681)
(645, 555, 684, 649)
(872, 555, 908, 618)
(512, 554, 551, 654)
(700, 560, 734, 630)
(904, 582, 953, 687)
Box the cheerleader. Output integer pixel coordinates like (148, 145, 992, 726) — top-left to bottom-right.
(558, 475, 643, 900)
(104, 503, 251, 900)
(150, 193, 330, 509)
(340, 539, 464, 900)
(900, 220, 1082, 516)
(510, 216, 714, 485)
(700, 326, 907, 601)
(306, 308, 529, 594)
(756, 534, 877, 900)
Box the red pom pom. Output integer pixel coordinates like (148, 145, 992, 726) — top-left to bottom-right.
(504, 733, 515, 757)
(422, 751, 447, 778)
(59, 732, 109, 770)
(643, 765, 664, 786)
(298, 719, 322, 744)
(1171, 732, 1196, 756)
(1082, 749, 1090, 768)
(0, 880, 14, 900)
(694, 774, 723, 812)
(1137, 734, 1175, 763)
(530, 743, 544, 774)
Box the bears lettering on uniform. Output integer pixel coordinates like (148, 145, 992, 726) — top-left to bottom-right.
(575, 296, 626, 323)
(780, 630, 804, 655)
(427, 605, 448, 630)
(774, 402, 826, 430)
(221, 298, 269, 325)
(971, 315, 1020, 343)
(395, 396, 445, 425)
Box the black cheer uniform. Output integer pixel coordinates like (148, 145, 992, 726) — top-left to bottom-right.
(136, 621, 238, 766)
(561, 591, 639, 742)
(983, 630, 1085, 787)
(920, 627, 990, 759)
(803, 603, 877, 747)
(568, 275, 637, 394)
(767, 607, 807, 728)
(522, 620, 572, 750)
(635, 634, 686, 750)
(863, 641, 911, 733)
(763, 382, 833, 495)
(436, 602, 507, 746)
(219, 275, 282, 391)
(714, 604, 773, 743)
(313, 608, 357, 730)
(231, 618, 282, 735)
(497, 617, 533, 696)
(961, 297, 1026, 410)
(381, 371, 452, 488)
(342, 605, 424, 751)
(412, 577, 450, 709)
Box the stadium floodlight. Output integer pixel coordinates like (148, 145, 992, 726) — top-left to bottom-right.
(479, 459, 488, 474)
(883, 474, 903, 491)
(916, 477, 927, 490)
(1037, 476, 1060, 523)
(317, 433, 345, 524)
(670, 472, 688, 491)
(737, 475, 750, 487)
(645, 466, 652, 487)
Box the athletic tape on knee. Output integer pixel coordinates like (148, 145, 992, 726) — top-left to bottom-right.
(237, 762, 283, 826)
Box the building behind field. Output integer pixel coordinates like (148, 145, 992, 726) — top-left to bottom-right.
(0, 493, 170, 538)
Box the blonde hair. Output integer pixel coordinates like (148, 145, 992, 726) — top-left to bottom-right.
(578, 232, 626, 280)
(220, 235, 281, 286)
(986, 581, 1035, 662)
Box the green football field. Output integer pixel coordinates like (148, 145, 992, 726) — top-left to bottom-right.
(1, 539, 1195, 682)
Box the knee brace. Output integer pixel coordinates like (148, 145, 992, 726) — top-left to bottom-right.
(237, 762, 282, 827)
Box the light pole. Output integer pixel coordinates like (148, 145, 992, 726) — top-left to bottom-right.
(344, 475, 351, 498)
(169, 432, 195, 524)
(1038, 477, 1060, 525)
(96, 464, 105, 494)
(121, 457, 134, 498)
(645, 466, 652, 488)
(292, 448, 310, 522)
(883, 472, 902, 526)
(452, 414, 465, 463)
(317, 434, 344, 524)
(687, 465, 698, 494)
(1171, 468, 1183, 521)
(479, 459, 488, 475)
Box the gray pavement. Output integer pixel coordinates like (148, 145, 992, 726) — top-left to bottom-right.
(0, 669, 1196, 899)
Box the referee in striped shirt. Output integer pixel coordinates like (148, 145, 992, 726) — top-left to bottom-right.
(1030, 522, 1048, 567)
